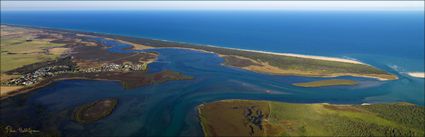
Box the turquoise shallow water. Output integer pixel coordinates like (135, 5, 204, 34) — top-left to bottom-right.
(0, 11, 424, 136)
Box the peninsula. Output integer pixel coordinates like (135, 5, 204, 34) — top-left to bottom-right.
(0, 25, 192, 99)
(1, 24, 397, 98)
(96, 30, 398, 81)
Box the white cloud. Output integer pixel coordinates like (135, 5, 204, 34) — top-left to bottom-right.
(1, 1, 424, 11)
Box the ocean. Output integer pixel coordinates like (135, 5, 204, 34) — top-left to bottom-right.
(1, 10, 424, 136)
(1, 11, 424, 68)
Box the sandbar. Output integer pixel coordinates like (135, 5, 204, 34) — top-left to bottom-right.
(407, 72, 425, 78)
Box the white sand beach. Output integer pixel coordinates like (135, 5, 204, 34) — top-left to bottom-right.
(406, 72, 425, 78)
(203, 45, 366, 65)
(107, 36, 366, 65)
(278, 53, 364, 64)
(101, 36, 367, 65)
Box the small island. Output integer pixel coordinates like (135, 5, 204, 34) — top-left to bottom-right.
(292, 79, 358, 87)
(198, 100, 424, 136)
(73, 98, 118, 124)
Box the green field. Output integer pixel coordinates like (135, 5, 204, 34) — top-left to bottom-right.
(198, 100, 425, 136)
(1, 28, 65, 73)
(293, 79, 358, 87)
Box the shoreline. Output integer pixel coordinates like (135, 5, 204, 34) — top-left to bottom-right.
(0, 77, 120, 100)
(137, 36, 366, 65)
(75, 31, 378, 80)
(115, 39, 390, 81)
(219, 55, 394, 81)
(3, 23, 366, 65)
(406, 72, 425, 78)
(203, 45, 365, 65)
(30, 24, 397, 80)
(135, 38, 367, 65)
(1, 24, 397, 95)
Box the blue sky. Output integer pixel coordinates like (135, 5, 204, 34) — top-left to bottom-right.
(1, 1, 424, 11)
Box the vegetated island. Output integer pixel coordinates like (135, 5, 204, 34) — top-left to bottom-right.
(406, 72, 425, 78)
(0, 25, 192, 99)
(292, 79, 358, 87)
(198, 100, 424, 137)
(72, 98, 118, 124)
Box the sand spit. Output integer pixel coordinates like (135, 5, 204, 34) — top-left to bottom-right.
(407, 72, 425, 78)
(203, 45, 365, 65)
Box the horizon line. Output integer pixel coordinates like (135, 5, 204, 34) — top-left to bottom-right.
(2, 8, 424, 11)
(2, 1, 424, 11)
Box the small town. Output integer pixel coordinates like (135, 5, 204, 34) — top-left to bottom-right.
(3, 62, 148, 86)
(79, 62, 147, 73)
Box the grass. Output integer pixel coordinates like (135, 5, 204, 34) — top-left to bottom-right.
(292, 79, 358, 87)
(197, 100, 270, 136)
(1, 26, 66, 97)
(1, 38, 63, 54)
(1, 26, 65, 73)
(198, 100, 425, 136)
(0, 53, 58, 73)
